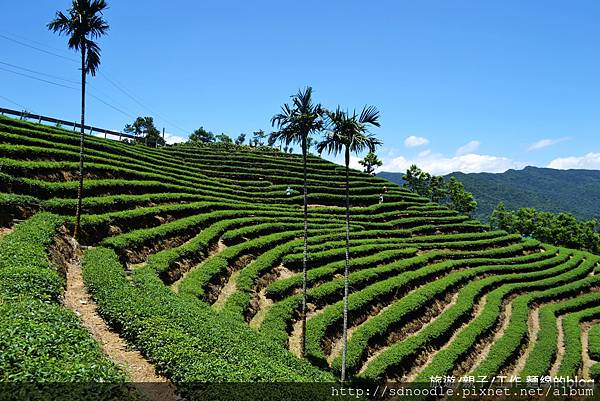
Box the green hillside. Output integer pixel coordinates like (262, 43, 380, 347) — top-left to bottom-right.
(379, 167, 600, 222)
(2, 115, 600, 399)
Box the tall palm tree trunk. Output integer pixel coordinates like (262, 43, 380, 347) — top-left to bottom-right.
(340, 146, 351, 382)
(73, 43, 86, 240)
(300, 134, 308, 357)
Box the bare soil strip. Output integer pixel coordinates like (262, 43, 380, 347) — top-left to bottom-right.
(170, 239, 227, 293)
(127, 262, 147, 270)
(467, 298, 514, 373)
(248, 264, 295, 329)
(212, 270, 240, 311)
(0, 227, 13, 240)
(275, 264, 296, 280)
(394, 291, 463, 381)
(328, 326, 358, 366)
(63, 239, 178, 401)
(289, 319, 304, 357)
(288, 304, 320, 357)
(249, 288, 273, 329)
(550, 316, 565, 377)
(510, 306, 541, 376)
(349, 290, 459, 378)
(581, 319, 600, 378)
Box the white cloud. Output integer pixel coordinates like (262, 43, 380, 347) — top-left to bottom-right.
(418, 149, 431, 157)
(383, 151, 524, 175)
(404, 135, 429, 148)
(329, 155, 364, 171)
(548, 152, 600, 169)
(455, 140, 480, 156)
(349, 156, 362, 170)
(528, 137, 571, 151)
(164, 132, 187, 144)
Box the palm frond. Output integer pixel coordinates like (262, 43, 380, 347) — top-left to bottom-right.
(319, 105, 383, 158)
(85, 39, 102, 76)
(48, 0, 109, 69)
(358, 105, 380, 127)
(89, 0, 108, 16)
(270, 86, 324, 149)
(316, 132, 344, 157)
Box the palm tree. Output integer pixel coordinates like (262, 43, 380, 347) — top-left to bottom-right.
(48, 0, 109, 240)
(271, 87, 324, 357)
(317, 106, 381, 381)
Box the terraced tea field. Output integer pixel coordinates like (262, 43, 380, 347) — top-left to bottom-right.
(1, 114, 600, 398)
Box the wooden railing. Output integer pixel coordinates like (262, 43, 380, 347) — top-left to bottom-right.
(0, 106, 139, 142)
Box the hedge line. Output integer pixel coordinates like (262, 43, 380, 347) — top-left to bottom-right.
(521, 290, 600, 377)
(294, 231, 509, 254)
(411, 253, 596, 382)
(471, 253, 599, 376)
(223, 224, 352, 321)
(81, 247, 334, 394)
(589, 324, 600, 361)
(557, 304, 600, 378)
(0, 213, 65, 301)
(300, 241, 545, 368)
(342, 248, 572, 377)
(0, 214, 126, 389)
(267, 247, 418, 300)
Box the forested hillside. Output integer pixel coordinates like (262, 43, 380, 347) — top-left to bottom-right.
(379, 166, 600, 222)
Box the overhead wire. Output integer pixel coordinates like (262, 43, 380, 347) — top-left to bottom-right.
(0, 94, 35, 113)
(0, 33, 77, 63)
(0, 59, 142, 117)
(0, 60, 80, 85)
(0, 30, 191, 134)
(0, 65, 134, 119)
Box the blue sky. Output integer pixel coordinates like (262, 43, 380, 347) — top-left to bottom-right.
(1, 0, 600, 174)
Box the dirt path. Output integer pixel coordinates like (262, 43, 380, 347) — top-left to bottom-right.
(289, 318, 304, 357)
(469, 298, 514, 373)
(274, 264, 296, 280)
(248, 264, 296, 329)
(0, 227, 13, 240)
(328, 326, 358, 366)
(550, 316, 565, 377)
(249, 288, 273, 329)
(170, 240, 227, 293)
(212, 270, 240, 311)
(63, 240, 178, 401)
(307, 204, 340, 209)
(127, 262, 147, 270)
(581, 319, 600, 378)
(288, 306, 321, 357)
(393, 291, 463, 381)
(510, 306, 541, 376)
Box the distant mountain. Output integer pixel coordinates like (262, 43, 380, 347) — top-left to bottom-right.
(378, 166, 600, 222)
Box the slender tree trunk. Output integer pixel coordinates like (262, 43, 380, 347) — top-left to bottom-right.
(300, 133, 308, 357)
(73, 44, 86, 240)
(340, 146, 350, 382)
